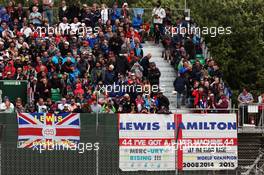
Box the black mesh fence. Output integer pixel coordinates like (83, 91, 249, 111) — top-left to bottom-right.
(0, 113, 262, 175)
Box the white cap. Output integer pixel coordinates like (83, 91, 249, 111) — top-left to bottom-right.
(109, 64, 114, 70)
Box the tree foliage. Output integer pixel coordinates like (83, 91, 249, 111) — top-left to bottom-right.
(133, 0, 264, 99)
(187, 0, 264, 98)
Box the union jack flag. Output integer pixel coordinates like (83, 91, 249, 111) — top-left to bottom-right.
(17, 113, 81, 148)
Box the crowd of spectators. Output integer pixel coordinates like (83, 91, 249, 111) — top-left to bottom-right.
(0, 1, 174, 114)
(167, 19, 232, 111)
(0, 0, 243, 115)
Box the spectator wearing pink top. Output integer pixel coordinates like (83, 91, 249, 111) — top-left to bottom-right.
(74, 83, 84, 96)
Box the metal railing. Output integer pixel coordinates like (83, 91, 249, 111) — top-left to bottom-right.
(241, 148, 264, 175)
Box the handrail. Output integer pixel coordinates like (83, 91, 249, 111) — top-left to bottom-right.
(241, 148, 264, 175)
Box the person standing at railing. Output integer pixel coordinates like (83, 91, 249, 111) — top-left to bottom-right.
(238, 88, 254, 125)
(152, 0, 166, 44)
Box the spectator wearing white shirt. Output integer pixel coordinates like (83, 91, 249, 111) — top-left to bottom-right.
(238, 88, 254, 125)
(59, 17, 70, 35)
(0, 96, 14, 113)
(101, 4, 109, 24)
(152, 1, 166, 44)
(58, 98, 68, 111)
(20, 23, 32, 38)
(37, 98, 48, 113)
(70, 17, 82, 35)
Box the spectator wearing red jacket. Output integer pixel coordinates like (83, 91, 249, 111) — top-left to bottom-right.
(3, 61, 16, 79)
(74, 83, 84, 96)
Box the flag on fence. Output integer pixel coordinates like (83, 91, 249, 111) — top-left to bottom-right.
(17, 113, 80, 148)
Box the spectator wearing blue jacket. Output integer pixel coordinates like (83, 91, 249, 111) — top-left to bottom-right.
(110, 3, 121, 24)
(132, 14, 143, 30)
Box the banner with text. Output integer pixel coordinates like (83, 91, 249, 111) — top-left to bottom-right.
(119, 113, 237, 171)
(119, 113, 176, 171)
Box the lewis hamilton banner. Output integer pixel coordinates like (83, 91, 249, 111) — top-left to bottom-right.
(118, 113, 237, 171)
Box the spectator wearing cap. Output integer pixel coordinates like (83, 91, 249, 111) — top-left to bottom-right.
(148, 62, 161, 86)
(59, 41, 71, 57)
(80, 41, 92, 54)
(0, 96, 14, 113)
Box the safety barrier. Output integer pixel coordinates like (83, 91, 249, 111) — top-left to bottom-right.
(0, 113, 263, 175)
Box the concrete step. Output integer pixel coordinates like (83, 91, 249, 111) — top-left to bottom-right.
(143, 42, 177, 110)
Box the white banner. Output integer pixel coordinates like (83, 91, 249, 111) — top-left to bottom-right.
(119, 113, 238, 171)
(178, 113, 238, 170)
(119, 113, 175, 171)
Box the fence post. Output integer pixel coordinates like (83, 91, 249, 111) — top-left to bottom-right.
(175, 109, 178, 175)
(261, 107, 264, 128)
(96, 91, 99, 175)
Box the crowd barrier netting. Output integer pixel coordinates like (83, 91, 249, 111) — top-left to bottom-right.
(0, 113, 262, 175)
